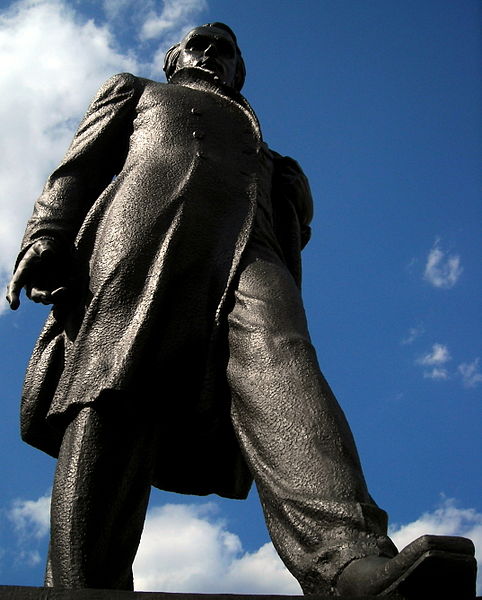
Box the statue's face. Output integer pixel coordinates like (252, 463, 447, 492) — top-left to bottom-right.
(175, 26, 238, 87)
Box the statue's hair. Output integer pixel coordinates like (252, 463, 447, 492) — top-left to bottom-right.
(163, 22, 246, 92)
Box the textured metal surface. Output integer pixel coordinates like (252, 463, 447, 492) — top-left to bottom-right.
(9, 23, 476, 597)
(19, 69, 277, 497)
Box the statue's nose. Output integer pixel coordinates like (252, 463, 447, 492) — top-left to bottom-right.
(204, 43, 218, 57)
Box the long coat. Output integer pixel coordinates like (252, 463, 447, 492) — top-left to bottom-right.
(17, 69, 313, 499)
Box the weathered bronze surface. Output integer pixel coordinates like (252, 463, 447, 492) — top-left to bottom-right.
(7, 23, 476, 598)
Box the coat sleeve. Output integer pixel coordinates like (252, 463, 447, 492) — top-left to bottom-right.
(17, 73, 142, 264)
(270, 150, 314, 288)
(270, 151, 313, 249)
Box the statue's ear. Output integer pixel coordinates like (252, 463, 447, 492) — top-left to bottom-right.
(233, 55, 246, 92)
(163, 43, 181, 81)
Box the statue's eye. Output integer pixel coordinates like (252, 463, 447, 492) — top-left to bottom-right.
(187, 37, 207, 51)
(217, 39, 235, 58)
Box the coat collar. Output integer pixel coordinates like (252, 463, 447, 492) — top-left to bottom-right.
(169, 68, 262, 139)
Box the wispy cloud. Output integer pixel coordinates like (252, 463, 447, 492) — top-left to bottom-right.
(140, 0, 207, 41)
(401, 324, 424, 345)
(458, 358, 482, 389)
(417, 343, 450, 366)
(141, 0, 208, 75)
(415, 344, 482, 388)
(9, 493, 50, 540)
(102, 0, 138, 21)
(416, 343, 451, 379)
(7, 492, 51, 567)
(423, 241, 462, 289)
(389, 498, 482, 593)
(101, 0, 207, 56)
(423, 367, 449, 380)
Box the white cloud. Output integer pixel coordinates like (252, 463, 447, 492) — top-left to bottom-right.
(133, 503, 301, 594)
(0, 0, 139, 311)
(15, 549, 42, 567)
(4, 495, 300, 594)
(416, 343, 451, 380)
(102, 0, 137, 21)
(401, 325, 424, 345)
(0, 0, 207, 313)
(140, 0, 207, 41)
(458, 358, 482, 389)
(7, 491, 51, 567)
(423, 241, 462, 289)
(389, 499, 482, 594)
(415, 345, 482, 388)
(101, 0, 206, 58)
(224, 542, 298, 593)
(141, 0, 208, 75)
(6, 493, 481, 594)
(423, 367, 448, 380)
(417, 343, 451, 366)
(9, 493, 51, 539)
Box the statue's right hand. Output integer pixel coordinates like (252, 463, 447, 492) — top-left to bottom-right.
(6, 239, 63, 310)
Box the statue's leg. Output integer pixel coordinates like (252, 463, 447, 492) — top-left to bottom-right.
(48, 395, 156, 589)
(226, 248, 397, 595)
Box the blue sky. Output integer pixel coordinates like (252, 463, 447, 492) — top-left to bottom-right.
(0, 0, 480, 593)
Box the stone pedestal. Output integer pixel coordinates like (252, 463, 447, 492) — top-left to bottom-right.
(0, 587, 480, 600)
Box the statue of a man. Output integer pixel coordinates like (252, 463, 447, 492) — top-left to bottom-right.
(7, 23, 475, 597)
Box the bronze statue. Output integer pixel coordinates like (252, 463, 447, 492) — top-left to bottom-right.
(7, 23, 476, 597)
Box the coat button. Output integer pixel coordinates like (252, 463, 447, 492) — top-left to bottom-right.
(191, 108, 202, 115)
(193, 131, 205, 139)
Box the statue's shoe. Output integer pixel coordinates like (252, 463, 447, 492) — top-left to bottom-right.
(335, 535, 476, 598)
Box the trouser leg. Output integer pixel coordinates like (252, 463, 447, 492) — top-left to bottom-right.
(48, 397, 155, 589)
(227, 252, 397, 595)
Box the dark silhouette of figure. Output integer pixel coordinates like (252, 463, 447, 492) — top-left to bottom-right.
(7, 23, 476, 597)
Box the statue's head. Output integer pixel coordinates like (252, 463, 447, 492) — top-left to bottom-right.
(163, 22, 246, 91)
